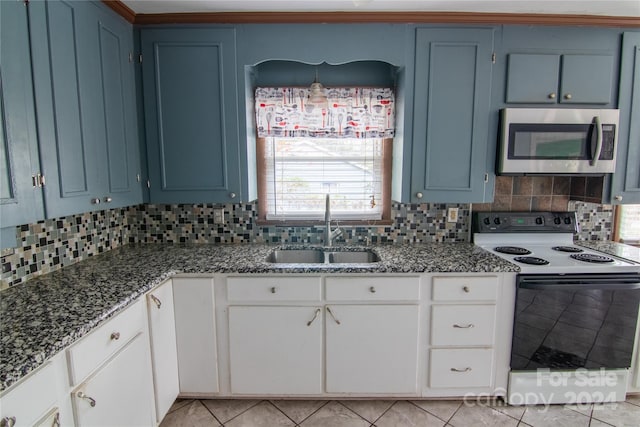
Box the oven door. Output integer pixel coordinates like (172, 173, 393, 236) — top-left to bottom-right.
(511, 273, 640, 371)
(498, 108, 619, 174)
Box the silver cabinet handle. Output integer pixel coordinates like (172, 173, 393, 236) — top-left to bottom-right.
(591, 115, 603, 167)
(150, 294, 162, 309)
(451, 367, 472, 372)
(369, 286, 376, 293)
(229, 192, 237, 199)
(307, 308, 321, 326)
(103, 196, 112, 203)
(1, 417, 16, 427)
(614, 195, 623, 202)
(416, 192, 423, 199)
(453, 323, 474, 329)
(110, 332, 120, 340)
(270, 286, 277, 294)
(90, 198, 101, 204)
(76, 391, 96, 407)
(564, 93, 572, 100)
(326, 306, 341, 325)
(548, 92, 556, 99)
(463, 286, 470, 293)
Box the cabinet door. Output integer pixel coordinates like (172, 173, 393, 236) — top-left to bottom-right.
(72, 334, 155, 426)
(326, 305, 419, 394)
(228, 306, 323, 394)
(0, 0, 45, 228)
(412, 28, 493, 203)
(147, 281, 179, 422)
(172, 277, 219, 394)
(141, 28, 241, 203)
(94, 7, 143, 209)
(505, 54, 560, 103)
(28, 1, 142, 218)
(611, 32, 640, 204)
(560, 54, 614, 104)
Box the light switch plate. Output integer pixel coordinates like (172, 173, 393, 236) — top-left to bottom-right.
(447, 208, 459, 223)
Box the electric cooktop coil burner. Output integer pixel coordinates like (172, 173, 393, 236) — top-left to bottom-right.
(514, 256, 550, 265)
(570, 253, 614, 263)
(552, 246, 584, 253)
(495, 246, 532, 255)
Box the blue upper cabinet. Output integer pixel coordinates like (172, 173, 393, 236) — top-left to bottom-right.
(411, 28, 494, 203)
(141, 28, 241, 203)
(610, 32, 640, 204)
(0, 0, 45, 229)
(506, 53, 614, 104)
(29, 0, 142, 218)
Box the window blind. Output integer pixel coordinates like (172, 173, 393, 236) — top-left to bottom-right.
(618, 204, 640, 244)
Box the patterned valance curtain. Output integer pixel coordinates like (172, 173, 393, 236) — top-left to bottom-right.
(255, 87, 395, 138)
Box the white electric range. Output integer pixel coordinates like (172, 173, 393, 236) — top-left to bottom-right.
(473, 211, 640, 405)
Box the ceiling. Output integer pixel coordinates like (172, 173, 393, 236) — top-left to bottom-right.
(121, 1, 640, 17)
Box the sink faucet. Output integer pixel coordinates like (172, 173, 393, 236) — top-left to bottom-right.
(324, 194, 342, 246)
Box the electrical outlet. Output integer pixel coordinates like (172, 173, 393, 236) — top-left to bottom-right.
(447, 207, 459, 223)
(213, 208, 224, 224)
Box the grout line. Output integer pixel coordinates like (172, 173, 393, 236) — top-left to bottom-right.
(369, 400, 398, 425)
(335, 400, 376, 424)
(295, 400, 331, 425)
(198, 400, 225, 426)
(265, 400, 298, 426)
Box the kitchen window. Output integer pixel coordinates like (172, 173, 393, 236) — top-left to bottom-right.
(254, 86, 395, 224)
(615, 204, 640, 246)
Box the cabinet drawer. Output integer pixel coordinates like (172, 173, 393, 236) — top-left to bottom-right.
(431, 305, 496, 346)
(432, 276, 498, 301)
(67, 300, 144, 385)
(429, 348, 493, 388)
(227, 276, 322, 301)
(0, 361, 58, 426)
(325, 276, 420, 301)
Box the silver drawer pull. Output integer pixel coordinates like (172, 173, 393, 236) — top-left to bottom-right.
(270, 286, 277, 294)
(453, 323, 474, 329)
(307, 308, 321, 326)
(1, 417, 16, 427)
(451, 367, 472, 373)
(110, 332, 120, 340)
(462, 286, 470, 293)
(76, 391, 97, 407)
(369, 286, 376, 293)
(150, 294, 162, 309)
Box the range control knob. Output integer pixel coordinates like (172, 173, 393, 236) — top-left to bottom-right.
(493, 217, 501, 225)
(483, 217, 490, 225)
(535, 217, 543, 225)
(554, 217, 562, 225)
(564, 217, 572, 224)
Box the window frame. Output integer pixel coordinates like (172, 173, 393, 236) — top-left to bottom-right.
(613, 204, 640, 247)
(256, 137, 393, 226)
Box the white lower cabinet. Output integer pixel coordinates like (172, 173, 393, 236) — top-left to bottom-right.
(173, 277, 219, 394)
(326, 305, 420, 394)
(228, 306, 323, 394)
(147, 280, 179, 422)
(0, 353, 71, 427)
(71, 334, 155, 426)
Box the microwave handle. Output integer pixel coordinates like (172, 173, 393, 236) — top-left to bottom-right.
(590, 115, 603, 166)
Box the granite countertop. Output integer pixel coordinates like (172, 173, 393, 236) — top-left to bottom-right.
(0, 242, 517, 392)
(576, 240, 640, 264)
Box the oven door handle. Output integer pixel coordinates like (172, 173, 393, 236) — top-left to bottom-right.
(518, 275, 640, 291)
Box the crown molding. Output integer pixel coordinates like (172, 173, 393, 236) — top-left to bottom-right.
(102, 1, 640, 27)
(102, 0, 136, 23)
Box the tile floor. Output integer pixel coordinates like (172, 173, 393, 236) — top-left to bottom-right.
(160, 395, 640, 427)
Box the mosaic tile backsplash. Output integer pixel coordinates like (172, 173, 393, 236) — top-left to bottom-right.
(1, 202, 470, 288)
(0, 199, 615, 289)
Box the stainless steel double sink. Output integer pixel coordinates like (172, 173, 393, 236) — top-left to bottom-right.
(267, 248, 379, 264)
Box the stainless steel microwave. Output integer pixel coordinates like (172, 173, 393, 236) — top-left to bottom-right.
(498, 108, 619, 175)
